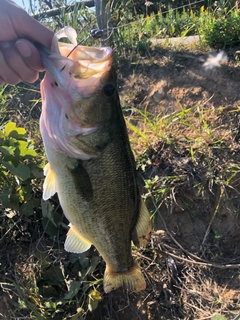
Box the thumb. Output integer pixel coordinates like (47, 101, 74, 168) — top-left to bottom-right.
(15, 39, 45, 71)
(19, 16, 54, 49)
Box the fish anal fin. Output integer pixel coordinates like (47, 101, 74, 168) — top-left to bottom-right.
(132, 198, 152, 247)
(43, 163, 56, 200)
(104, 261, 146, 293)
(64, 224, 91, 253)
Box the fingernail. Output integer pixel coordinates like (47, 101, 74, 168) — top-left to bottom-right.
(15, 40, 32, 58)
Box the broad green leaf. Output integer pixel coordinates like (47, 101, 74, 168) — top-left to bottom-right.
(41, 285, 59, 298)
(42, 217, 58, 237)
(21, 199, 40, 216)
(20, 147, 37, 157)
(41, 199, 54, 221)
(0, 145, 15, 156)
(41, 265, 64, 284)
(87, 255, 101, 275)
(18, 140, 37, 157)
(69, 253, 82, 264)
(64, 281, 81, 300)
(9, 194, 20, 210)
(41, 199, 62, 237)
(4, 121, 26, 137)
(88, 289, 102, 311)
(20, 184, 33, 202)
(31, 166, 44, 178)
(2, 161, 30, 180)
(211, 315, 228, 320)
(0, 191, 12, 208)
(34, 250, 51, 270)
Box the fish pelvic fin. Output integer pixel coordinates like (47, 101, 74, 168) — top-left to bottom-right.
(64, 224, 91, 253)
(43, 163, 57, 200)
(104, 261, 146, 293)
(132, 198, 152, 247)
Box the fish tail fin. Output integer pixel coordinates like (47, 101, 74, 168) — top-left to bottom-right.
(103, 261, 146, 293)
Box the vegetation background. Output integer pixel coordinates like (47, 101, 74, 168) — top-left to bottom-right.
(1, 0, 240, 319)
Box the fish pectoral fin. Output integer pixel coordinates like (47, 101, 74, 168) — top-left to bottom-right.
(43, 163, 57, 200)
(132, 198, 152, 247)
(64, 224, 91, 253)
(104, 261, 146, 293)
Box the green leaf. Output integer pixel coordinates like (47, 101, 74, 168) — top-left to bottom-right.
(41, 265, 64, 284)
(41, 285, 59, 298)
(19, 184, 33, 202)
(4, 121, 26, 137)
(88, 289, 102, 311)
(41, 199, 54, 220)
(42, 217, 58, 237)
(34, 250, 51, 270)
(9, 194, 20, 210)
(14, 163, 30, 180)
(21, 147, 37, 157)
(0, 190, 11, 208)
(2, 161, 30, 180)
(0, 129, 4, 138)
(211, 315, 228, 320)
(41, 199, 62, 237)
(31, 166, 44, 178)
(0, 145, 15, 156)
(21, 199, 40, 216)
(18, 140, 37, 157)
(64, 281, 81, 300)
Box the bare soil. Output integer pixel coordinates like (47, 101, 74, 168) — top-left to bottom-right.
(1, 40, 240, 320)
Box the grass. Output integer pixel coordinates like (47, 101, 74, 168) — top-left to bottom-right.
(125, 100, 240, 213)
(1, 1, 240, 319)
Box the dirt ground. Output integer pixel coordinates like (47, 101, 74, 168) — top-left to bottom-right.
(1, 39, 240, 319)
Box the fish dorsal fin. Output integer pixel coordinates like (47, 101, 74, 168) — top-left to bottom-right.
(132, 198, 152, 247)
(65, 224, 91, 253)
(43, 163, 57, 200)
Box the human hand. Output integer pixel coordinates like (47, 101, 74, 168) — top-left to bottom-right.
(0, 0, 54, 85)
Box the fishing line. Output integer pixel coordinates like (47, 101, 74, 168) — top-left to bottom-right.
(65, 0, 206, 55)
(23, 0, 207, 86)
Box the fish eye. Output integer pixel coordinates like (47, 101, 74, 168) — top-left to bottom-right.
(103, 83, 115, 96)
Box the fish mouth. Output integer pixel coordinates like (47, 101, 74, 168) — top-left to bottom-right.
(37, 27, 113, 95)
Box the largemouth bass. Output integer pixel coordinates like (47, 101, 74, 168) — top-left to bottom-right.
(39, 27, 151, 293)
